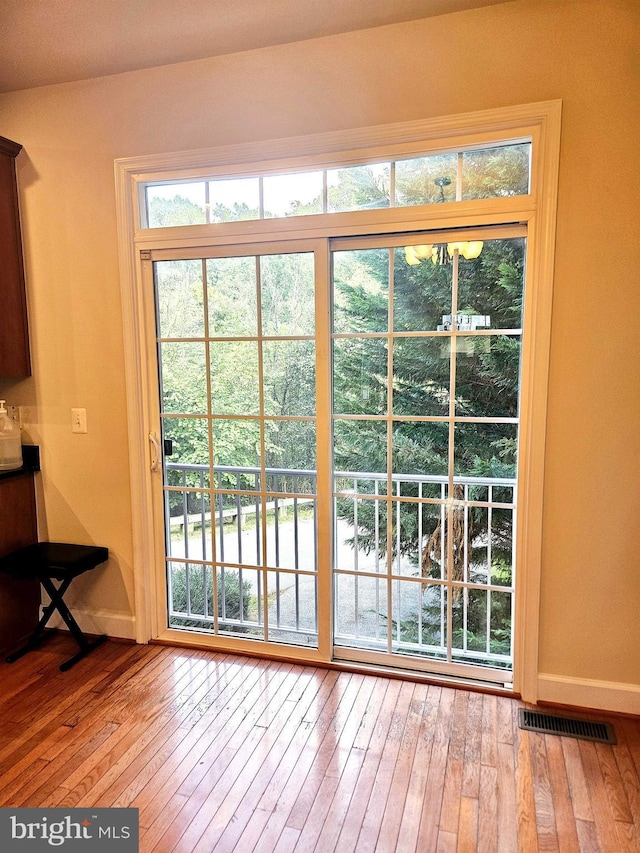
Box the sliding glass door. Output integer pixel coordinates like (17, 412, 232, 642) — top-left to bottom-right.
(148, 228, 525, 685)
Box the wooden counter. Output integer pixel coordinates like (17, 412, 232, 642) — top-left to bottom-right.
(0, 457, 40, 655)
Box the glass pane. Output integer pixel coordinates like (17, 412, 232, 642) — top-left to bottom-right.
(206, 256, 258, 337)
(455, 335, 521, 418)
(218, 567, 261, 635)
(491, 484, 514, 505)
(333, 249, 389, 333)
(214, 495, 262, 567)
(462, 143, 531, 199)
(457, 238, 526, 330)
(334, 573, 387, 644)
(439, 501, 478, 586)
(266, 570, 317, 635)
(392, 337, 450, 417)
(263, 171, 323, 218)
(395, 154, 458, 206)
(391, 581, 422, 652)
(146, 183, 207, 227)
(466, 484, 488, 503)
(333, 573, 356, 639)
(334, 498, 387, 574)
(390, 500, 440, 578)
(260, 253, 315, 335)
(466, 505, 489, 583)
(490, 591, 513, 657)
(400, 582, 447, 652)
(265, 499, 317, 569)
(168, 561, 188, 614)
(394, 246, 453, 332)
(212, 418, 261, 484)
(155, 260, 204, 338)
(452, 586, 487, 654)
(327, 163, 390, 212)
(333, 419, 387, 476)
(210, 341, 259, 415)
(454, 422, 518, 479)
(208, 177, 260, 222)
(188, 563, 210, 618)
(165, 490, 211, 560)
(168, 561, 215, 628)
(419, 502, 447, 582)
(263, 341, 315, 416)
(162, 416, 209, 472)
(197, 570, 213, 622)
(264, 421, 316, 487)
(159, 342, 207, 413)
(263, 499, 316, 570)
(333, 338, 388, 415)
(490, 507, 514, 587)
(391, 421, 449, 477)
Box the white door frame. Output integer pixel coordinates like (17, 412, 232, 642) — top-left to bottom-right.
(114, 101, 561, 701)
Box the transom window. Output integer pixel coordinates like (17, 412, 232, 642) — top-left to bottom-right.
(142, 142, 531, 228)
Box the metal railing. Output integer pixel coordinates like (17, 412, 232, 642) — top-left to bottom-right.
(164, 462, 516, 666)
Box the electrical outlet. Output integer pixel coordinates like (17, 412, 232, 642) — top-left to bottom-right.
(7, 405, 20, 427)
(71, 407, 87, 434)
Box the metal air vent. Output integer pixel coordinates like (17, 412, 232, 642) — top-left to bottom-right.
(518, 709, 616, 744)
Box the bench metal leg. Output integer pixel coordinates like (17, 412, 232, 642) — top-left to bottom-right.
(6, 575, 108, 671)
(5, 576, 75, 663)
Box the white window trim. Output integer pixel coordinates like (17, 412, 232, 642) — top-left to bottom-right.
(114, 100, 561, 702)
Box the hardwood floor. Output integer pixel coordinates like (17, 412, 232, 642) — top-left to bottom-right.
(0, 634, 638, 852)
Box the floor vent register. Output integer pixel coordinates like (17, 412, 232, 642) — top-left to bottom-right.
(518, 709, 616, 744)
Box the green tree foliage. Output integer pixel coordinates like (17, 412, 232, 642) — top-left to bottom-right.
(327, 165, 390, 212)
(211, 201, 258, 223)
(148, 194, 206, 227)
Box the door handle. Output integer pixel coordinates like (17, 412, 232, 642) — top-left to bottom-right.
(149, 431, 161, 472)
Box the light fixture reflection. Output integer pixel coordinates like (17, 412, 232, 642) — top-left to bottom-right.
(404, 175, 484, 266)
(404, 240, 483, 266)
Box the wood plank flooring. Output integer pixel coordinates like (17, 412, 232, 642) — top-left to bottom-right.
(0, 634, 639, 852)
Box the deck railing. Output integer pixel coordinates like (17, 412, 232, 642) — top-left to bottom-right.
(164, 462, 516, 667)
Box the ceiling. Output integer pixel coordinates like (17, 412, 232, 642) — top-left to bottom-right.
(0, 0, 516, 94)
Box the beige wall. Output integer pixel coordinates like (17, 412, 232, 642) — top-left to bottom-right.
(1, 0, 638, 708)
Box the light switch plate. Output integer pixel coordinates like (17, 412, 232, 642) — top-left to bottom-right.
(72, 407, 87, 434)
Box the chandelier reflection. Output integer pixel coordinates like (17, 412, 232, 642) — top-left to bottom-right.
(404, 175, 483, 266)
(404, 240, 484, 266)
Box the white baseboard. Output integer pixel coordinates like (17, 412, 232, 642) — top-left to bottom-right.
(537, 672, 640, 716)
(40, 605, 137, 642)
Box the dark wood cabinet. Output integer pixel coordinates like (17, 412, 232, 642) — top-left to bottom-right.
(0, 135, 31, 377)
(0, 473, 39, 654)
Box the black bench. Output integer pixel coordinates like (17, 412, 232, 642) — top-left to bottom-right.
(0, 542, 109, 671)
